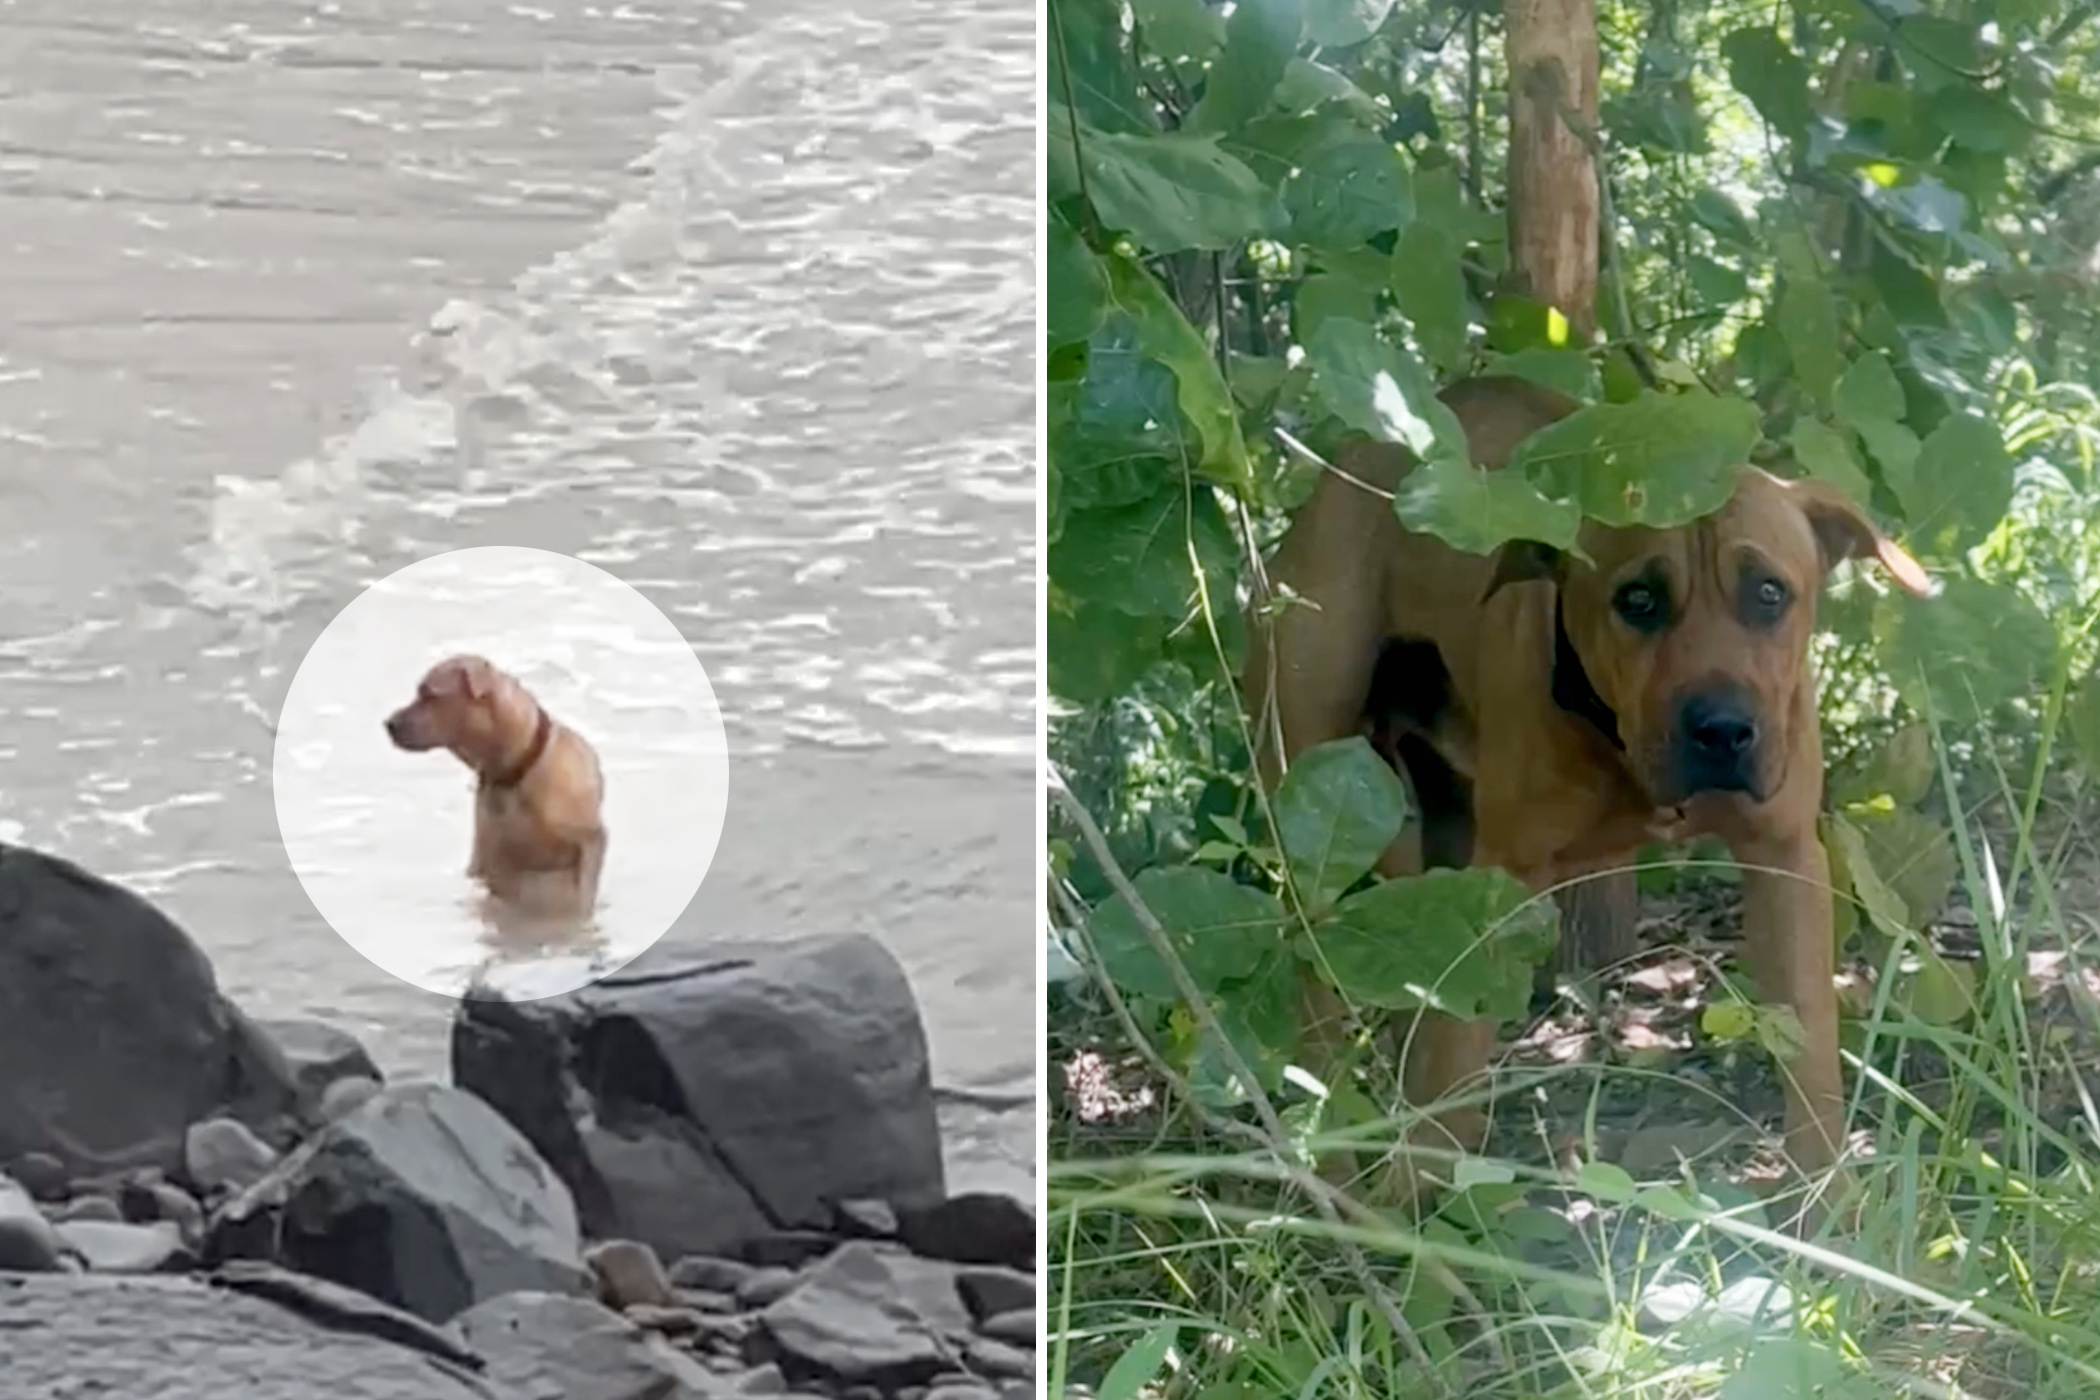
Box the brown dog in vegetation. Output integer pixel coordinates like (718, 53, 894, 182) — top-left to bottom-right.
(1245, 375, 1932, 1196)
(385, 654, 607, 918)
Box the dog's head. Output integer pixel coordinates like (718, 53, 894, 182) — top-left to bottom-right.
(385, 654, 519, 762)
(1489, 472, 1931, 808)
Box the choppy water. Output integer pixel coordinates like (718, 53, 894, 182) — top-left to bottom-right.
(0, 0, 1034, 1196)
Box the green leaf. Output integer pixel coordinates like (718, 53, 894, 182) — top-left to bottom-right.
(1190, 952, 1301, 1096)
(1485, 348, 1598, 401)
(1842, 722, 1936, 807)
(1103, 252, 1253, 487)
(1303, 0, 1394, 47)
(1690, 189, 1757, 247)
(1048, 0, 1153, 135)
(1900, 948, 1977, 1027)
(1314, 868, 1558, 1021)
(1048, 595, 1170, 702)
(1186, 0, 1303, 135)
(1777, 276, 1843, 409)
(1082, 130, 1282, 254)
(1855, 805, 1957, 930)
(1835, 352, 1906, 425)
(1049, 481, 1236, 617)
(1574, 1160, 1637, 1203)
(1903, 412, 2013, 555)
(1306, 318, 1470, 468)
(1130, 0, 1225, 65)
(1393, 454, 1585, 556)
(1293, 267, 1381, 348)
(1688, 254, 1748, 309)
(1087, 866, 1283, 998)
(1097, 1322, 1180, 1400)
(1390, 164, 1469, 372)
(1055, 311, 1180, 512)
(1272, 58, 1382, 123)
(1930, 86, 2033, 156)
(1283, 129, 1412, 249)
(1723, 28, 1813, 139)
(1510, 391, 1761, 529)
(1878, 576, 2057, 728)
(1047, 220, 1108, 350)
(1702, 1001, 1758, 1042)
(1274, 738, 1411, 914)
(1788, 419, 1873, 505)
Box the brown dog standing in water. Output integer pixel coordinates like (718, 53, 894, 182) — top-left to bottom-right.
(1245, 375, 1932, 1198)
(385, 655, 607, 918)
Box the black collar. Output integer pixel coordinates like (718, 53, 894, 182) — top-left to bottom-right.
(486, 706, 553, 789)
(1552, 596, 1624, 752)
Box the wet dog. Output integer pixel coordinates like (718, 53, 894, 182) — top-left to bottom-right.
(385, 654, 607, 918)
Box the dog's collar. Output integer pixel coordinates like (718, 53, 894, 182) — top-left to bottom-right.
(1552, 596, 1625, 752)
(486, 706, 554, 790)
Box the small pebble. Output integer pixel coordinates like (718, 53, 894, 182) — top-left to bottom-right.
(585, 1239, 676, 1309)
(184, 1117, 279, 1196)
(734, 1363, 788, 1395)
(736, 1265, 801, 1308)
(964, 1338, 1033, 1381)
(978, 1309, 1033, 1346)
(318, 1076, 382, 1122)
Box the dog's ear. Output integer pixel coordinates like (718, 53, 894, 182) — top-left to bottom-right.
(1481, 538, 1564, 601)
(1787, 478, 1933, 597)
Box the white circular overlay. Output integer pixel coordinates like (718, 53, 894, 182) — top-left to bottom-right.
(273, 546, 730, 999)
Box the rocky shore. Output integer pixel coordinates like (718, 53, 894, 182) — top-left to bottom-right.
(0, 843, 1036, 1400)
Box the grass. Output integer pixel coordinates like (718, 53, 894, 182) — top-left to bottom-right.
(1046, 724, 2100, 1400)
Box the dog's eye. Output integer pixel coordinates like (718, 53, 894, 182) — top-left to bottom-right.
(1613, 582, 1665, 626)
(1753, 578, 1789, 612)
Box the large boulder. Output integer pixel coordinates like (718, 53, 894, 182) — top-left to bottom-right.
(0, 844, 301, 1177)
(210, 1082, 589, 1322)
(452, 935, 946, 1263)
(0, 1271, 517, 1399)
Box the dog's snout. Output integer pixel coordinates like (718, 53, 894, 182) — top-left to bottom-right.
(1673, 690, 1762, 797)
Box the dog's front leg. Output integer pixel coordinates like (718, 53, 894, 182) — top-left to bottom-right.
(1733, 831, 1845, 1183)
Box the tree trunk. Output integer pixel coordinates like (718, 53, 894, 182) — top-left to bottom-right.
(1503, 0, 1638, 973)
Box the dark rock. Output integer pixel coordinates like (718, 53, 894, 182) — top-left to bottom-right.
(210, 1082, 588, 1322)
(623, 1302, 704, 1335)
(0, 1272, 511, 1398)
(955, 1268, 1033, 1322)
(962, 1338, 1031, 1381)
(455, 1290, 717, 1400)
(976, 1310, 1032, 1346)
(671, 1254, 757, 1293)
(740, 1229, 839, 1270)
(211, 1260, 484, 1367)
(756, 1242, 970, 1388)
(184, 1116, 279, 1196)
(0, 1176, 68, 1271)
(322, 1076, 386, 1121)
(452, 935, 945, 1263)
(261, 1018, 385, 1112)
(738, 1266, 802, 1308)
(585, 1238, 676, 1309)
(54, 1193, 123, 1224)
(9, 1151, 69, 1201)
(0, 844, 301, 1177)
(831, 1198, 897, 1239)
(896, 1194, 1034, 1271)
(56, 1219, 191, 1273)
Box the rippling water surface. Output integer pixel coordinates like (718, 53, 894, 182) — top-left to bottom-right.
(0, 0, 1034, 1194)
